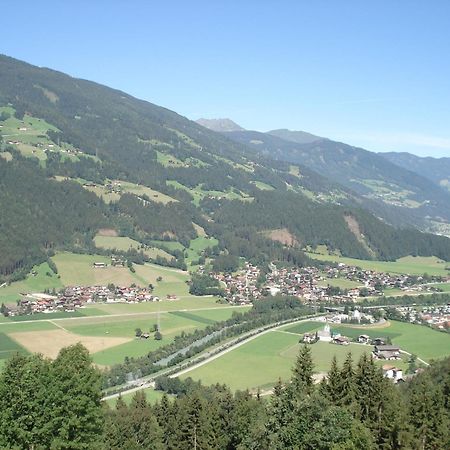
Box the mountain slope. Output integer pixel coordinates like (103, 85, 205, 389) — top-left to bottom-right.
(1, 54, 450, 281)
(224, 129, 450, 233)
(381, 151, 450, 192)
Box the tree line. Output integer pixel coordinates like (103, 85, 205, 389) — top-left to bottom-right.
(1, 342, 449, 449)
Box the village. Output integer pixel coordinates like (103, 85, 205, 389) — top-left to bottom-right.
(1, 284, 163, 317)
(388, 304, 450, 330)
(212, 261, 446, 305)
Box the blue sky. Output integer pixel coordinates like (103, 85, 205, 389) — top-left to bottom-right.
(2, 1, 450, 157)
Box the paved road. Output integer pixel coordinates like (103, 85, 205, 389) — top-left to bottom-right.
(0, 304, 248, 327)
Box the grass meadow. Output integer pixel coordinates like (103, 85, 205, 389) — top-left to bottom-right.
(181, 320, 450, 391)
(306, 252, 450, 277)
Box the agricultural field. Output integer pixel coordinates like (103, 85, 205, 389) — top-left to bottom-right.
(93, 235, 172, 260)
(307, 248, 449, 276)
(180, 319, 450, 391)
(0, 106, 84, 163)
(317, 275, 361, 290)
(250, 180, 275, 191)
(52, 252, 141, 287)
(106, 387, 168, 407)
(167, 180, 250, 206)
(181, 332, 371, 391)
(0, 304, 246, 367)
(0, 261, 63, 304)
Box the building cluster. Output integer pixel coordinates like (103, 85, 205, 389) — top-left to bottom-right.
(3, 285, 159, 317)
(213, 261, 442, 305)
(303, 322, 404, 383)
(392, 305, 450, 330)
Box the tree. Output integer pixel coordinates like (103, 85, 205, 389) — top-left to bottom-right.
(48, 344, 104, 448)
(291, 345, 314, 397)
(135, 327, 142, 337)
(408, 373, 450, 449)
(154, 331, 163, 340)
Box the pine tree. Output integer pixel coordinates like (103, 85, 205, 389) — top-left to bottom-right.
(291, 344, 314, 397)
(339, 352, 357, 410)
(408, 373, 450, 449)
(321, 355, 341, 404)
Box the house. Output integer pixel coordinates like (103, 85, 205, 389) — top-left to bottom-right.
(332, 336, 349, 345)
(382, 364, 403, 383)
(358, 334, 371, 344)
(302, 333, 317, 344)
(93, 262, 107, 268)
(372, 338, 386, 346)
(373, 345, 401, 360)
(140, 333, 150, 339)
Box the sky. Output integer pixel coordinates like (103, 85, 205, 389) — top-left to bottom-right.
(2, 1, 450, 157)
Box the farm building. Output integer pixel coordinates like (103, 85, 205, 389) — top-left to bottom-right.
(373, 345, 401, 360)
(382, 365, 403, 383)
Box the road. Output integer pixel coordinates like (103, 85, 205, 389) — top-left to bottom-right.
(0, 304, 248, 327)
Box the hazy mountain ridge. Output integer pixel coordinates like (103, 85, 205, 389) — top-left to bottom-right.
(381, 151, 450, 191)
(222, 128, 450, 233)
(268, 128, 323, 144)
(196, 118, 244, 132)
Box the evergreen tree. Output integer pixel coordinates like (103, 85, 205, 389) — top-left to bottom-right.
(49, 343, 104, 449)
(408, 373, 450, 449)
(339, 352, 357, 410)
(291, 344, 314, 397)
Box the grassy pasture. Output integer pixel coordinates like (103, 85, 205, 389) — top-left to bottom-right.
(251, 180, 275, 191)
(317, 276, 362, 289)
(307, 251, 449, 276)
(284, 320, 450, 362)
(181, 332, 371, 391)
(182, 320, 450, 391)
(0, 332, 29, 360)
(52, 252, 143, 287)
(0, 262, 63, 304)
(105, 388, 167, 407)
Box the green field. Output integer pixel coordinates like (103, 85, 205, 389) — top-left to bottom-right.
(285, 320, 450, 362)
(0, 332, 29, 360)
(94, 235, 172, 260)
(105, 388, 168, 407)
(0, 261, 63, 304)
(181, 332, 371, 391)
(307, 251, 449, 276)
(317, 276, 362, 289)
(180, 319, 450, 391)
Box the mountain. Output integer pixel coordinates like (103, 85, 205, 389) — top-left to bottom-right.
(268, 128, 323, 144)
(196, 118, 244, 132)
(381, 151, 450, 191)
(224, 128, 450, 234)
(1, 54, 450, 281)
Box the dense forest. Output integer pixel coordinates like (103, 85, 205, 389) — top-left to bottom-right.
(1, 54, 450, 281)
(1, 343, 448, 449)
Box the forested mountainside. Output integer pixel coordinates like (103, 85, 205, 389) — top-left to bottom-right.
(1, 54, 450, 280)
(225, 129, 450, 232)
(381, 151, 450, 192)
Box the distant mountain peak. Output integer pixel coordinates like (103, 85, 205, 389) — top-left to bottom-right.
(196, 118, 244, 132)
(267, 128, 323, 144)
